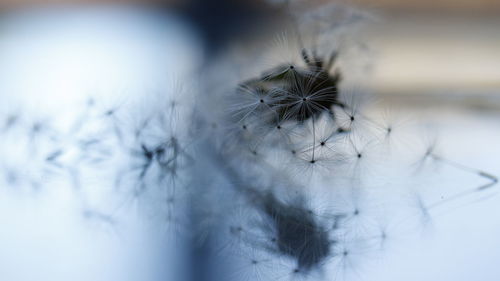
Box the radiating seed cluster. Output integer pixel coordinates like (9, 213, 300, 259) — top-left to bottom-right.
(0, 3, 497, 281)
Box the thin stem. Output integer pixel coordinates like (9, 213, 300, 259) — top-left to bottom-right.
(430, 154, 498, 191)
(311, 114, 316, 162)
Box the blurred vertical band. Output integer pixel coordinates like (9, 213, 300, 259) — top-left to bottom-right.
(169, 0, 284, 57)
